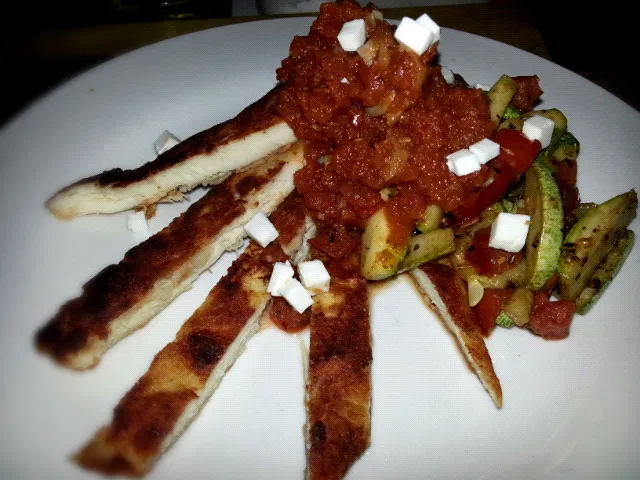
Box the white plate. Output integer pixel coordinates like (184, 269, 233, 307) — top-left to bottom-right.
(1, 17, 639, 480)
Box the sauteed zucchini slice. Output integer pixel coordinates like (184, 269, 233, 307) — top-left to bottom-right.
(523, 109, 568, 161)
(524, 160, 564, 290)
(361, 208, 407, 280)
(574, 229, 635, 314)
(502, 104, 521, 120)
(498, 287, 534, 327)
(558, 190, 637, 300)
(416, 204, 444, 234)
(487, 75, 518, 123)
(399, 228, 455, 273)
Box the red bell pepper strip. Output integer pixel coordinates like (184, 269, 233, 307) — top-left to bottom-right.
(466, 228, 524, 276)
(494, 129, 542, 177)
(473, 288, 514, 337)
(448, 130, 541, 226)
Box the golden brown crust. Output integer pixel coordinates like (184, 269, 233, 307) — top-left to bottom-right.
(307, 256, 372, 480)
(60, 85, 285, 190)
(75, 239, 290, 476)
(413, 263, 503, 408)
(35, 151, 295, 369)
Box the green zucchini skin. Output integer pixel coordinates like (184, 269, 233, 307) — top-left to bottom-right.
(524, 160, 564, 290)
(575, 230, 635, 314)
(502, 104, 521, 120)
(546, 131, 580, 183)
(502, 287, 534, 326)
(498, 117, 524, 132)
(523, 109, 568, 163)
(495, 311, 515, 328)
(487, 75, 518, 123)
(552, 132, 580, 161)
(558, 190, 637, 301)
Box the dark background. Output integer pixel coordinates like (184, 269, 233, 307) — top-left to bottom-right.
(2, 1, 233, 127)
(1, 1, 637, 127)
(5, 1, 232, 28)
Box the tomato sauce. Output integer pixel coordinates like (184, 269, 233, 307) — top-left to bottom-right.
(277, 0, 495, 255)
(510, 76, 544, 112)
(266, 297, 311, 333)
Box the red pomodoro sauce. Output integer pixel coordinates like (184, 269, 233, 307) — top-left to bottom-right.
(266, 297, 311, 333)
(277, 0, 495, 255)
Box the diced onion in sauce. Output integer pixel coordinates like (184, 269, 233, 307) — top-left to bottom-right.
(357, 38, 379, 66)
(365, 90, 396, 117)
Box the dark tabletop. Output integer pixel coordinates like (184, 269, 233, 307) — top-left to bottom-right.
(3, 1, 638, 127)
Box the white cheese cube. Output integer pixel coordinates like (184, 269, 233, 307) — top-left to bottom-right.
(446, 149, 482, 176)
(340, 77, 350, 84)
(441, 66, 454, 85)
(474, 83, 490, 91)
(267, 261, 294, 297)
(298, 260, 331, 295)
(153, 130, 180, 155)
(394, 17, 434, 56)
(127, 211, 149, 233)
(280, 278, 314, 314)
(416, 13, 441, 42)
(469, 138, 500, 164)
(488, 212, 531, 253)
(337, 19, 366, 52)
(244, 211, 279, 248)
(523, 115, 555, 148)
